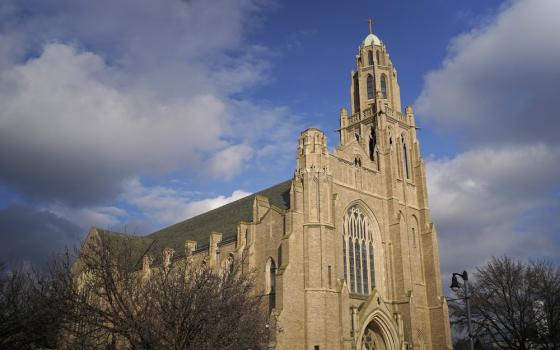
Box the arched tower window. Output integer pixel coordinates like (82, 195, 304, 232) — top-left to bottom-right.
(368, 50, 373, 65)
(402, 135, 410, 179)
(376, 50, 381, 65)
(222, 253, 234, 275)
(380, 74, 387, 99)
(342, 206, 376, 294)
(368, 127, 376, 161)
(266, 258, 276, 312)
(353, 73, 360, 112)
(367, 74, 374, 100)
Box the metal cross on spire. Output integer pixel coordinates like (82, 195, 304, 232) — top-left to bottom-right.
(368, 18, 374, 34)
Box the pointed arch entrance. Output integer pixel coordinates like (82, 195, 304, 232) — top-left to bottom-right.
(357, 308, 400, 350)
(361, 321, 388, 350)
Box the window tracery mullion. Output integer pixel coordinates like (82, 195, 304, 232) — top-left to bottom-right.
(355, 240, 362, 294)
(349, 237, 355, 293)
(362, 240, 368, 292)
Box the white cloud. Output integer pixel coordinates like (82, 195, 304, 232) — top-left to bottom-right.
(47, 201, 126, 229)
(0, 43, 229, 203)
(0, 0, 295, 206)
(415, 0, 560, 146)
(122, 178, 251, 226)
(415, 0, 560, 277)
(207, 144, 254, 180)
(427, 144, 560, 275)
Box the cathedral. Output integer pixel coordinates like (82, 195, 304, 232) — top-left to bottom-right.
(87, 27, 452, 350)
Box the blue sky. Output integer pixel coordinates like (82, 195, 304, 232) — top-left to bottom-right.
(0, 0, 558, 279)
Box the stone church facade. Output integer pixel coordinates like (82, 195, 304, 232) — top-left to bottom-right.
(89, 29, 452, 350)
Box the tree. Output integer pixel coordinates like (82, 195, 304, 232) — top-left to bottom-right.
(529, 260, 560, 349)
(66, 237, 269, 349)
(449, 256, 560, 350)
(0, 237, 269, 350)
(0, 261, 70, 350)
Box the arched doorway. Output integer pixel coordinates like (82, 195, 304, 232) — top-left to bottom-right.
(361, 321, 387, 350)
(357, 311, 400, 350)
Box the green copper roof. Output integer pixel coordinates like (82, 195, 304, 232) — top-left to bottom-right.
(96, 179, 292, 267)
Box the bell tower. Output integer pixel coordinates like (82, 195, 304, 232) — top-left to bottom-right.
(339, 22, 411, 167)
(349, 20, 402, 116)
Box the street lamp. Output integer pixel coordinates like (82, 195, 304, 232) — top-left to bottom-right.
(451, 271, 474, 350)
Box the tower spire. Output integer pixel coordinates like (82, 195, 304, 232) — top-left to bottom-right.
(368, 18, 374, 34)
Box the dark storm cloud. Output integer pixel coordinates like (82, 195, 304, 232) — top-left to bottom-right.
(0, 205, 83, 267)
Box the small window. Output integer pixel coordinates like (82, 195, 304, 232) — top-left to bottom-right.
(368, 50, 373, 65)
(376, 51, 381, 64)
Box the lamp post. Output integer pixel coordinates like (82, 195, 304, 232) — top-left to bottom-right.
(451, 271, 474, 350)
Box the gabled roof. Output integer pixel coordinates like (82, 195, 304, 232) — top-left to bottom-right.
(146, 179, 291, 255)
(95, 179, 292, 267)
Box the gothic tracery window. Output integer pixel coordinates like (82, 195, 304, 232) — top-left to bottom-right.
(342, 206, 376, 294)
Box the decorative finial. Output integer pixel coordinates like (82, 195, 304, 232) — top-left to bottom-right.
(368, 18, 374, 34)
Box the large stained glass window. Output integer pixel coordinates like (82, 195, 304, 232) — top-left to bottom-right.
(342, 206, 376, 294)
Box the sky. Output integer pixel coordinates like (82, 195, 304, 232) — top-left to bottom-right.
(0, 0, 558, 285)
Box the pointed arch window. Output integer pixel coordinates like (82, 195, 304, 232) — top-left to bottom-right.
(402, 135, 410, 179)
(342, 206, 376, 294)
(266, 258, 276, 312)
(367, 74, 374, 100)
(368, 50, 374, 65)
(222, 253, 235, 275)
(353, 73, 360, 112)
(376, 51, 381, 65)
(368, 127, 376, 161)
(380, 74, 387, 99)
